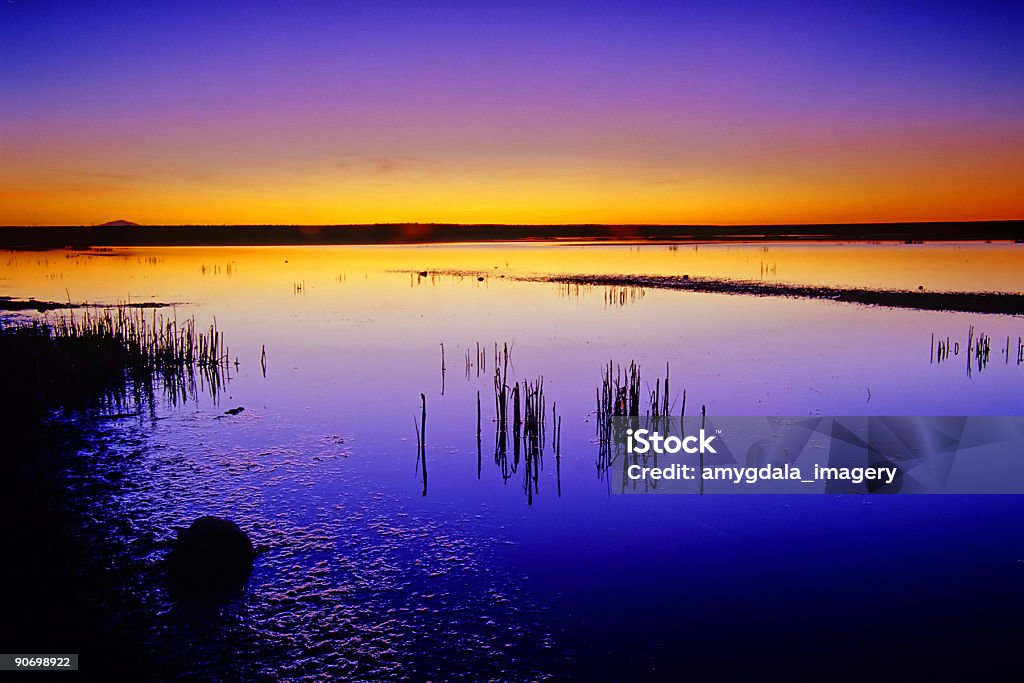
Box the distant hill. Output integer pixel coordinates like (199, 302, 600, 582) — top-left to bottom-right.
(97, 219, 140, 227)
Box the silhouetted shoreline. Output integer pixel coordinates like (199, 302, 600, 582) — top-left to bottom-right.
(533, 273, 1024, 315)
(0, 221, 1021, 249)
(416, 269, 1024, 315)
(0, 297, 174, 312)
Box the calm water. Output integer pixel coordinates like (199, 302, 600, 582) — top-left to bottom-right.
(5, 242, 1024, 680)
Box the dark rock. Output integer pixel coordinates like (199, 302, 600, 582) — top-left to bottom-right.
(223, 406, 244, 415)
(167, 516, 254, 598)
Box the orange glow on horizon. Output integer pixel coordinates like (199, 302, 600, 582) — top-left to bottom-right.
(3, 123, 1023, 227)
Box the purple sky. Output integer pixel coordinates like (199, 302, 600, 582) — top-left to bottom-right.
(2, 1, 1023, 224)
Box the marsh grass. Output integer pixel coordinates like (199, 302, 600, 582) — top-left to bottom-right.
(479, 342, 556, 503)
(0, 304, 233, 418)
(932, 326, 1019, 375)
(595, 360, 692, 483)
(414, 393, 427, 496)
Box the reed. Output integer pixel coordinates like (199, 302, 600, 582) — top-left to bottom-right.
(519, 377, 545, 451)
(482, 343, 550, 503)
(554, 282, 646, 308)
(933, 326, 1009, 375)
(477, 390, 482, 480)
(699, 404, 707, 495)
(967, 325, 974, 376)
(647, 363, 671, 417)
(464, 341, 488, 379)
(596, 359, 674, 439)
(594, 359, 694, 484)
(414, 392, 427, 496)
(492, 342, 512, 433)
(972, 330, 991, 376)
(0, 303, 234, 416)
(516, 377, 546, 506)
(439, 342, 446, 395)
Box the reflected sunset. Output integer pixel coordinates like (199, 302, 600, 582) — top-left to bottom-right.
(5, 242, 1024, 300)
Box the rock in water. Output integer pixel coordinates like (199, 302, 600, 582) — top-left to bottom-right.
(168, 516, 254, 597)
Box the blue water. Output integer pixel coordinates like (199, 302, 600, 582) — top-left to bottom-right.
(9, 244, 1024, 680)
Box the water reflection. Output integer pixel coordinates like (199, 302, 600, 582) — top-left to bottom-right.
(931, 327, 1024, 376)
(3, 243, 1024, 680)
(554, 282, 647, 308)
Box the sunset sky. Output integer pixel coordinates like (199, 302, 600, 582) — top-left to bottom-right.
(2, 1, 1023, 226)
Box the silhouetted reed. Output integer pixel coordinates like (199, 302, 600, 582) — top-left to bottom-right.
(464, 341, 487, 379)
(516, 377, 546, 505)
(595, 359, 690, 482)
(414, 393, 427, 496)
(554, 282, 646, 308)
(932, 325, 1017, 376)
(483, 343, 552, 504)
(490, 345, 512, 484)
(595, 359, 658, 444)
(440, 343, 446, 395)
(699, 404, 707, 495)
(0, 304, 233, 418)
(477, 390, 482, 480)
(493, 342, 512, 437)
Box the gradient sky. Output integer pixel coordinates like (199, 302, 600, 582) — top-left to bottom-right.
(2, 0, 1023, 225)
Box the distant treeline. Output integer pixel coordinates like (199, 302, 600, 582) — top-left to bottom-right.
(0, 221, 1021, 249)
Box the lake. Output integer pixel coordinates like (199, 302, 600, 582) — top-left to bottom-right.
(4, 241, 1023, 680)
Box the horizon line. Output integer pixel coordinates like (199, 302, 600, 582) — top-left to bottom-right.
(4, 219, 1024, 229)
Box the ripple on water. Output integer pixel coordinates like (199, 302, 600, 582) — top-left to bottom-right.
(67, 414, 562, 681)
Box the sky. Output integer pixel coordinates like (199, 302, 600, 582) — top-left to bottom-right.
(2, 0, 1023, 226)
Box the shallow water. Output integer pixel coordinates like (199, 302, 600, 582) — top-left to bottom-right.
(5, 242, 1024, 680)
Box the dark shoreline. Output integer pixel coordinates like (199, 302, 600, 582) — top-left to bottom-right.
(418, 269, 1024, 315)
(540, 274, 1024, 315)
(0, 297, 174, 312)
(0, 220, 1022, 249)
(0, 416, 153, 677)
